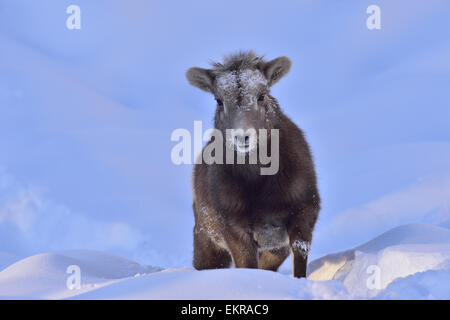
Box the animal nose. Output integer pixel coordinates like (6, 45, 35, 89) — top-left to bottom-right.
(234, 133, 250, 146)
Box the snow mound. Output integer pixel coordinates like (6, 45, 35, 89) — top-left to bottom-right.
(307, 224, 450, 298)
(0, 250, 160, 299)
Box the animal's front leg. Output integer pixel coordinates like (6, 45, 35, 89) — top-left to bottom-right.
(224, 227, 258, 269)
(287, 206, 317, 278)
(289, 236, 310, 278)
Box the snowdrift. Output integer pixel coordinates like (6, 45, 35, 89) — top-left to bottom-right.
(307, 224, 450, 298)
(0, 224, 448, 299)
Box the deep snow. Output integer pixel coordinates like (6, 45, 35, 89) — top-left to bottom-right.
(0, 223, 448, 299)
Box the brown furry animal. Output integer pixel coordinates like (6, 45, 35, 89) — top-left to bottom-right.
(186, 51, 320, 278)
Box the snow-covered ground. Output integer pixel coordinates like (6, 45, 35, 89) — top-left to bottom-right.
(0, 223, 448, 299)
(307, 223, 450, 299)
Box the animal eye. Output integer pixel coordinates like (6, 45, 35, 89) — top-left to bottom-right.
(216, 99, 223, 106)
(258, 94, 265, 102)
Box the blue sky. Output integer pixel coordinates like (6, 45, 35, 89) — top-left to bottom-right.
(0, 0, 449, 268)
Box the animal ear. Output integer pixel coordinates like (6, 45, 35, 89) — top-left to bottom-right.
(261, 56, 292, 86)
(186, 67, 215, 93)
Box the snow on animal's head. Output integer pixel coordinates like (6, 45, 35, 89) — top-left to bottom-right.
(186, 51, 291, 153)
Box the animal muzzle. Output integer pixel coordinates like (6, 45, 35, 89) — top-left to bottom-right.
(231, 128, 258, 153)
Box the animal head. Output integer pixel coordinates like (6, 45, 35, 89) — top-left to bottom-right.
(186, 51, 291, 153)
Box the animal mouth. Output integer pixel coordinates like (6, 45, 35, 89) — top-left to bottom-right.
(233, 135, 256, 153)
(234, 136, 250, 152)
